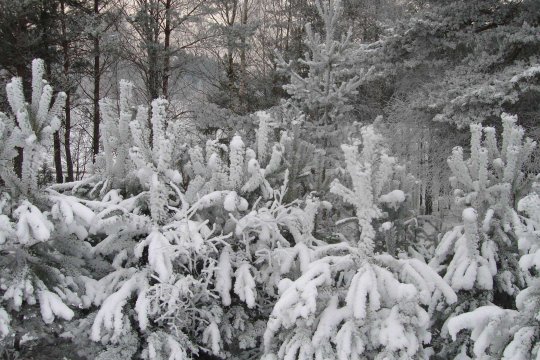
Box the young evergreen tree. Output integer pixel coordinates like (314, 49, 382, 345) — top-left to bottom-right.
(428, 114, 537, 358)
(0, 59, 100, 357)
(447, 180, 540, 359)
(277, 0, 362, 128)
(262, 125, 456, 360)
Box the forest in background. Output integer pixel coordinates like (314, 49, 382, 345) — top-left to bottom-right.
(0, 0, 540, 359)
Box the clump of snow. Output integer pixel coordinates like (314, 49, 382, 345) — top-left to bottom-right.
(207, 153, 220, 171)
(379, 190, 405, 210)
(14, 201, 53, 245)
(202, 321, 222, 355)
(215, 247, 233, 306)
(38, 290, 74, 324)
(0, 308, 10, 339)
(147, 231, 173, 282)
(462, 207, 477, 223)
(247, 158, 260, 174)
(223, 191, 248, 212)
(380, 221, 393, 231)
(230, 135, 245, 152)
(234, 264, 257, 308)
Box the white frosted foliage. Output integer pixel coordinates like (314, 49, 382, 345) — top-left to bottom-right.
(202, 321, 222, 355)
(234, 263, 257, 308)
(0, 58, 64, 197)
(147, 230, 173, 283)
(91, 274, 147, 342)
(0, 308, 10, 339)
(14, 201, 53, 245)
(38, 290, 75, 324)
(430, 208, 495, 291)
(330, 125, 400, 253)
(216, 247, 233, 306)
(229, 135, 245, 190)
(256, 111, 271, 164)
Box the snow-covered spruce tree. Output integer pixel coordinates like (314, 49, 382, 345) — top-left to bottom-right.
(447, 182, 540, 359)
(0, 59, 99, 355)
(275, 0, 368, 211)
(0, 59, 64, 199)
(277, 0, 362, 127)
(428, 114, 536, 357)
(262, 125, 456, 360)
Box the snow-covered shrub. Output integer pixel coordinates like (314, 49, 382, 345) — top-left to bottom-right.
(428, 114, 536, 357)
(181, 111, 328, 358)
(83, 99, 300, 358)
(216, 177, 332, 358)
(262, 125, 456, 360)
(446, 181, 540, 359)
(72, 80, 143, 198)
(85, 96, 221, 358)
(0, 60, 99, 353)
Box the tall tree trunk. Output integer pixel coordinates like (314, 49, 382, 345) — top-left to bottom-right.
(41, 5, 64, 183)
(226, 0, 238, 109)
(162, 0, 171, 98)
(285, 0, 292, 53)
(54, 132, 64, 183)
(227, 50, 234, 99)
(238, 0, 248, 113)
(64, 93, 74, 181)
(148, 46, 160, 102)
(92, 0, 101, 162)
(147, 8, 161, 103)
(61, 0, 74, 182)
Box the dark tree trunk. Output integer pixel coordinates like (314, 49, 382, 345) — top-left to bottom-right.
(13, 64, 24, 178)
(225, 1, 238, 108)
(61, 0, 74, 182)
(54, 131, 64, 183)
(238, 0, 248, 113)
(12, 8, 30, 177)
(14, 149, 23, 179)
(162, 0, 171, 98)
(92, 0, 101, 162)
(148, 48, 160, 101)
(64, 93, 74, 181)
(43, 23, 64, 183)
(227, 50, 235, 99)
